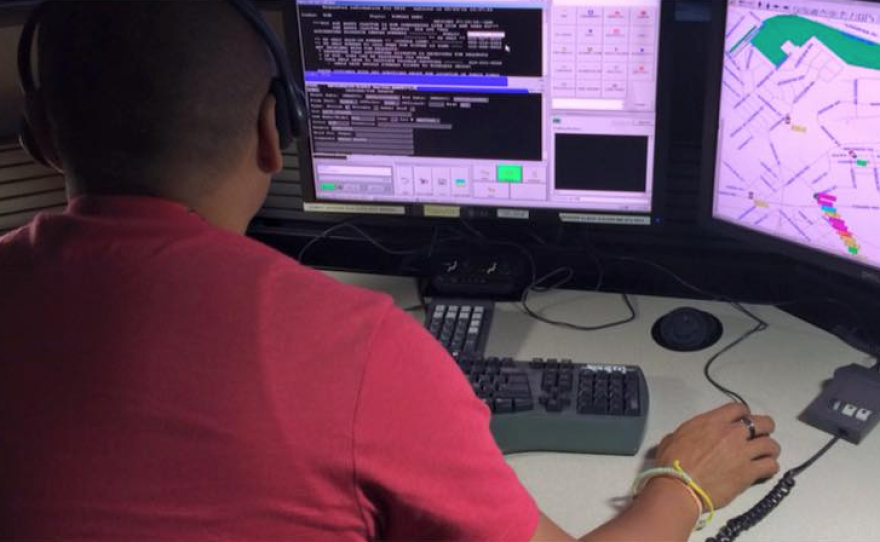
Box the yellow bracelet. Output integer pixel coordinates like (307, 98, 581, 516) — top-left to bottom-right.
(632, 468, 707, 530)
(673, 460, 715, 528)
(667, 477, 705, 520)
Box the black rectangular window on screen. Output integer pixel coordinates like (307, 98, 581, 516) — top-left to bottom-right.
(554, 134, 648, 193)
(297, 6, 543, 77)
(310, 88, 542, 161)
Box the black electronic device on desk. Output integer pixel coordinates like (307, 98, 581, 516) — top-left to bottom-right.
(429, 254, 529, 300)
(457, 357, 649, 455)
(803, 363, 880, 444)
(425, 299, 494, 359)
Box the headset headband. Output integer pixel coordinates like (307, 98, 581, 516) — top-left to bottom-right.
(17, 1, 47, 96)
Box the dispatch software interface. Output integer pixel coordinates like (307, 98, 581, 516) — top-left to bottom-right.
(295, 0, 661, 214)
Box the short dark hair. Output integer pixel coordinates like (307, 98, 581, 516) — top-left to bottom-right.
(38, 1, 272, 201)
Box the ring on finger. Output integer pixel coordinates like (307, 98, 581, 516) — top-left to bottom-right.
(740, 416, 757, 440)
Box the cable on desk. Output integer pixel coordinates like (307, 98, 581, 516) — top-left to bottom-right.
(702, 302, 769, 410)
(455, 221, 635, 332)
(520, 265, 637, 332)
(706, 436, 840, 542)
(401, 277, 430, 315)
(607, 255, 770, 408)
(297, 221, 424, 263)
(606, 255, 845, 542)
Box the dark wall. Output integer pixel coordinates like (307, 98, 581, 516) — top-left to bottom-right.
(0, 23, 24, 142)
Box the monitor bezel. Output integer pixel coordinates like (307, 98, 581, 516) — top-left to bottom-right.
(699, 0, 880, 288)
(285, 0, 675, 225)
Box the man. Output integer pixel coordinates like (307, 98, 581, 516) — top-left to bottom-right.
(0, 2, 781, 540)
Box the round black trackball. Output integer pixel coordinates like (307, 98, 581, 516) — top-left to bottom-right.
(651, 307, 723, 352)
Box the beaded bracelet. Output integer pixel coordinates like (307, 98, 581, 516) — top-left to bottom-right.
(631, 462, 715, 530)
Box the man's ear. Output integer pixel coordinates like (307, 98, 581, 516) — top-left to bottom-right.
(257, 94, 283, 175)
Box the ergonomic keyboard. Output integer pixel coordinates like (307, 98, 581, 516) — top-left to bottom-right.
(457, 356, 649, 455)
(425, 299, 494, 359)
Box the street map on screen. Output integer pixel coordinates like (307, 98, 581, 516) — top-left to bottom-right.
(713, 0, 880, 271)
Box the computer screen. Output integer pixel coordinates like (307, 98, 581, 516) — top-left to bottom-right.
(706, 0, 880, 284)
(290, 0, 666, 223)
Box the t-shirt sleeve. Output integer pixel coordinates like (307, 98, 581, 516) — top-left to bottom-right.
(352, 306, 539, 542)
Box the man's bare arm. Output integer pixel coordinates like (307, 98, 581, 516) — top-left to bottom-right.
(529, 403, 781, 542)
(531, 477, 700, 542)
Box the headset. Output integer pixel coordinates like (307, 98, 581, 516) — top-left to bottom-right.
(17, 0, 308, 171)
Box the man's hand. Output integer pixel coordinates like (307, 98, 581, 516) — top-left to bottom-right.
(531, 403, 782, 542)
(654, 402, 781, 509)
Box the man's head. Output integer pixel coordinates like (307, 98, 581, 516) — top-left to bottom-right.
(34, 1, 283, 228)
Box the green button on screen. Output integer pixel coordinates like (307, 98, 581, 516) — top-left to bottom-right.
(497, 165, 523, 183)
(320, 183, 336, 191)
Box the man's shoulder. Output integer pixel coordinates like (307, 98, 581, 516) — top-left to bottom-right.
(207, 232, 399, 339)
(215, 229, 393, 309)
(0, 222, 37, 263)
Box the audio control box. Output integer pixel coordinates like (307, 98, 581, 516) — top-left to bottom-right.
(802, 363, 880, 444)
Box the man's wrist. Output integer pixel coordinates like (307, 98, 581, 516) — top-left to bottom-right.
(640, 476, 703, 525)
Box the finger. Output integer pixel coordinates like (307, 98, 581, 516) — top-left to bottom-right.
(747, 415, 776, 437)
(733, 414, 775, 441)
(712, 402, 750, 423)
(749, 457, 781, 481)
(746, 437, 781, 460)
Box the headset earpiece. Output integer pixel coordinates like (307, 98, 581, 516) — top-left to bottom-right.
(18, 118, 46, 168)
(228, 0, 308, 148)
(270, 78, 293, 150)
(18, 2, 62, 172)
(20, 90, 62, 172)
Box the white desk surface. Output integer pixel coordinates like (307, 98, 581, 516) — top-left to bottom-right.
(330, 271, 880, 542)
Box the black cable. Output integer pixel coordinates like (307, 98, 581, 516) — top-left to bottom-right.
(701, 303, 769, 410)
(618, 256, 848, 542)
(297, 221, 423, 263)
(426, 226, 441, 260)
(522, 289, 637, 332)
(706, 436, 840, 542)
(454, 222, 632, 332)
(601, 260, 844, 542)
(607, 255, 864, 330)
(521, 265, 637, 332)
(607, 255, 770, 407)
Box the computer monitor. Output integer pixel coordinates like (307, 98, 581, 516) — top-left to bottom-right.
(288, 0, 671, 225)
(703, 0, 880, 287)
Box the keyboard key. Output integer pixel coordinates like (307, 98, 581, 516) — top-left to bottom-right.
(497, 389, 532, 400)
(545, 398, 563, 412)
(514, 398, 534, 412)
(494, 398, 514, 414)
(445, 353, 648, 454)
(626, 396, 640, 416)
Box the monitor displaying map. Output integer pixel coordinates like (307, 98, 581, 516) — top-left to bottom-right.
(711, 0, 880, 274)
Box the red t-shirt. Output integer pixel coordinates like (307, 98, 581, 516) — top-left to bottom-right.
(0, 196, 538, 541)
